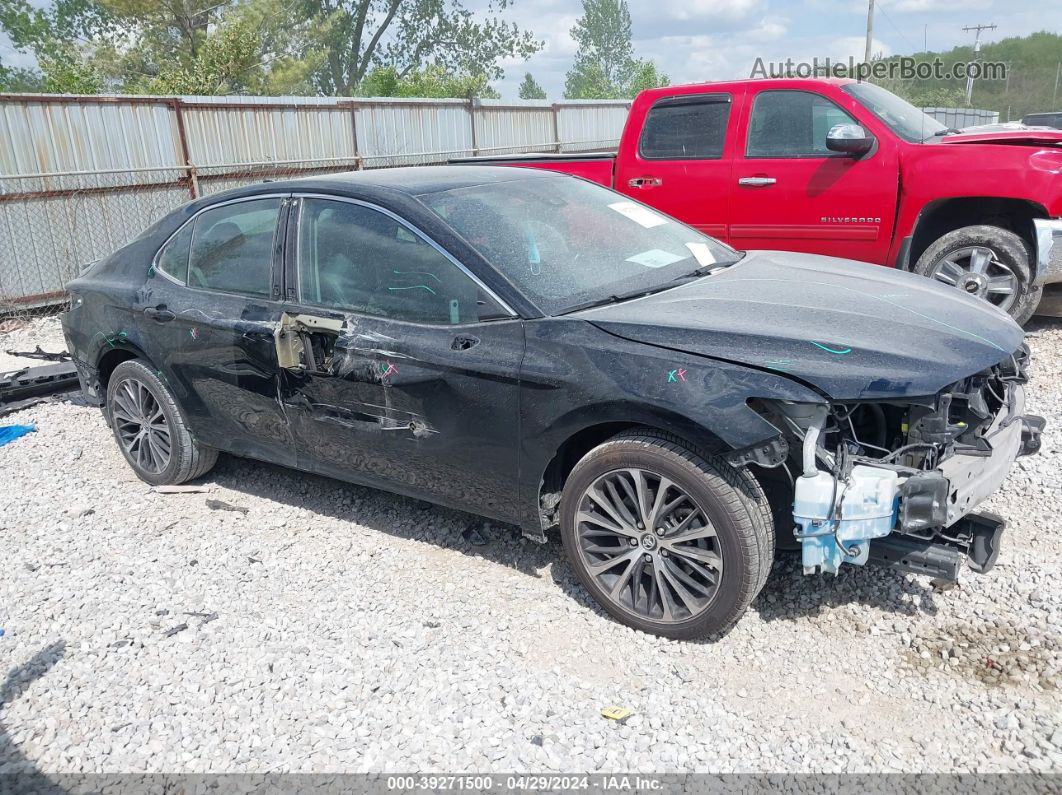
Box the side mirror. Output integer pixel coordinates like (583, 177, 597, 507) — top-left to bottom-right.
(825, 124, 874, 156)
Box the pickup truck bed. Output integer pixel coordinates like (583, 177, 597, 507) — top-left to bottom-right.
(450, 151, 616, 186)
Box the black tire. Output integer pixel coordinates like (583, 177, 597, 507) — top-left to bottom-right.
(559, 429, 774, 640)
(912, 225, 1040, 325)
(106, 359, 217, 486)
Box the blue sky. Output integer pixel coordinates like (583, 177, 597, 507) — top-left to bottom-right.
(490, 0, 1062, 99)
(3, 0, 1060, 99)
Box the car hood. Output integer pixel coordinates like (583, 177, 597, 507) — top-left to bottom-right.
(575, 250, 1024, 400)
(937, 129, 1062, 147)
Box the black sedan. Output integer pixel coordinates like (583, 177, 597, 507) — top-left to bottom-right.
(62, 166, 1042, 638)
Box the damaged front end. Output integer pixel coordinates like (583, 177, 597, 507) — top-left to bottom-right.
(751, 347, 1044, 581)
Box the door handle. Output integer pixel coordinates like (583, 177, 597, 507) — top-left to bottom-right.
(143, 306, 176, 323)
(738, 176, 777, 187)
(451, 334, 479, 351)
(628, 177, 663, 188)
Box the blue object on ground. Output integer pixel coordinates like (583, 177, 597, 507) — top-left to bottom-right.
(0, 424, 36, 447)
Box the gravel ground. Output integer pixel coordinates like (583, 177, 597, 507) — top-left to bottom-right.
(2, 313, 1061, 774)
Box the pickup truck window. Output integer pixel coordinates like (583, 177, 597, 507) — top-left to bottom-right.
(841, 81, 945, 142)
(638, 94, 731, 160)
(747, 90, 857, 158)
(420, 175, 740, 315)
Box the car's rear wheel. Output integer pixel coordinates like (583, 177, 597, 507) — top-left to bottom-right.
(106, 359, 217, 486)
(913, 225, 1040, 324)
(559, 430, 773, 640)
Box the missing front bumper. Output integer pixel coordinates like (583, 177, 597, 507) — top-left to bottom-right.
(868, 511, 1005, 581)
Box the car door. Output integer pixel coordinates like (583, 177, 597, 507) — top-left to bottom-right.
(133, 194, 297, 466)
(277, 195, 525, 522)
(729, 88, 899, 264)
(613, 91, 739, 240)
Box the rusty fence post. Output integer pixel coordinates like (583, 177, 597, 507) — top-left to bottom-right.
(468, 98, 479, 157)
(169, 98, 198, 199)
(551, 103, 562, 153)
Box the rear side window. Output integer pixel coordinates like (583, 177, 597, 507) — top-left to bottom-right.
(188, 198, 281, 297)
(747, 91, 858, 157)
(155, 222, 193, 282)
(638, 95, 731, 159)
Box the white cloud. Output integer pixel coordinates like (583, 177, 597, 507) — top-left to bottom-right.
(655, 0, 765, 22)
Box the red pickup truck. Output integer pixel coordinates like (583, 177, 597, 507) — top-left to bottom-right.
(457, 78, 1062, 323)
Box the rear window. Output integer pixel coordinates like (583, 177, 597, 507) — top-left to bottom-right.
(187, 199, 281, 298)
(638, 95, 731, 159)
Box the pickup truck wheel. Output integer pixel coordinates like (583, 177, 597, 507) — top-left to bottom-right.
(913, 225, 1040, 325)
(106, 359, 218, 486)
(559, 430, 772, 640)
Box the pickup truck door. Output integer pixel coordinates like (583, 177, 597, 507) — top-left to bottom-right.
(614, 91, 740, 240)
(728, 88, 899, 264)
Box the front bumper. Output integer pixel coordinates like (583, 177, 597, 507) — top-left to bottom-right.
(1033, 218, 1062, 286)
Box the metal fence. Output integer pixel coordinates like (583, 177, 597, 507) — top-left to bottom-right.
(0, 92, 998, 309)
(923, 106, 999, 129)
(0, 93, 629, 308)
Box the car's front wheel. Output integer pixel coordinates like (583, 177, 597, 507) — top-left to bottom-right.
(913, 225, 1040, 324)
(106, 359, 217, 486)
(559, 430, 773, 640)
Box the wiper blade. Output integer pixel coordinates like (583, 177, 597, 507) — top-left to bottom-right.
(923, 127, 962, 141)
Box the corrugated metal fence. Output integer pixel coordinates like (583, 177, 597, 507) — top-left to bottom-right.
(0, 93, 998, 308)
(0, 94, 629, 307)
(923, 106, 999, 129)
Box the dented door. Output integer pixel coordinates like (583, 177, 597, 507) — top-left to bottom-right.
(278, 312, 525, 522)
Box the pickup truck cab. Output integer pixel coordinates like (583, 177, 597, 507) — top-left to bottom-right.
(457, 78, 1062, 323)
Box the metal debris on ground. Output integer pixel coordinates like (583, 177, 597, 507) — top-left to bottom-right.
(0, 363, 79, 415)
(462, 525, 488, 546)
(0, 424, 36, 447)
(4, 346, 71, 362)
(154, 485, 210, 494)
(184, 611, 219, 626)
(162, 623, 188, 638)
(205, 499, 249, 515)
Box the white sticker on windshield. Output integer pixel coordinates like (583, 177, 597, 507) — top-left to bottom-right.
(608, 201, 669, 228)
(685, 242, 716, 266)
(626, 249, 687, 268)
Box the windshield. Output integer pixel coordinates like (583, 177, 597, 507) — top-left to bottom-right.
(419, 175, 741, 314)
(842, 82, 946, 142)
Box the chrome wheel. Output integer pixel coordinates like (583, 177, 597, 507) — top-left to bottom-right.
(930, 245, 1019, 313)
(574, 468, 723, 623)
(111, 378, 172, 475)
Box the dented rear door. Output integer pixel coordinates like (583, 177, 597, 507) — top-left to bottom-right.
(134, 194, 297, 466)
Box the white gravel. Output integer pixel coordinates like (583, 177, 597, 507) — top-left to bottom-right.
(1, 314, 1061, 774)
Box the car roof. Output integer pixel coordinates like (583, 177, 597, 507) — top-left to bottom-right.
(208, 165, 558, 204)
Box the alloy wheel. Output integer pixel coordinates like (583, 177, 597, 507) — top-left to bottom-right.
(929, 245, 1020, 313)
(574, 468, 723, 624)
(111, 378, 172, 475)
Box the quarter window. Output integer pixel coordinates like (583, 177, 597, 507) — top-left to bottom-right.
(155, 222, 193, 282)
(188, 198, 281, 297)
(638, 95, 731, 159)
(297, 198, 505, 325)
(747, 91, 859, 158)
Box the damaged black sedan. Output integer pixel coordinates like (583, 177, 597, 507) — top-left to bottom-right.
(62, 167, 1043, 639)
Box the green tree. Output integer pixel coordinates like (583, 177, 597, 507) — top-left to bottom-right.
(517, 71, 545, 99)
(147, 16, 263, 95)
(0, 59, 45, 91)
(564, 0, 666, 99)
(296, 0, 541, 97)
(359, 64, 499, 98)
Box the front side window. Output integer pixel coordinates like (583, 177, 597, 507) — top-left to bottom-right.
(841, 81, 945, 142)
(155, 222, 193, 282)
(188, 198, 281, 297)
(420, 175, 741, 315)
(639, 95, 731, 159)
(747, 91, 859, 157)
(297, 198, 505, 325)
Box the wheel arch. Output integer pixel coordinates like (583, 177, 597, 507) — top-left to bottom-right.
(908, 197, 1049, 269)
(97, 342, 153, 395)
(533, 405, 730, 533)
